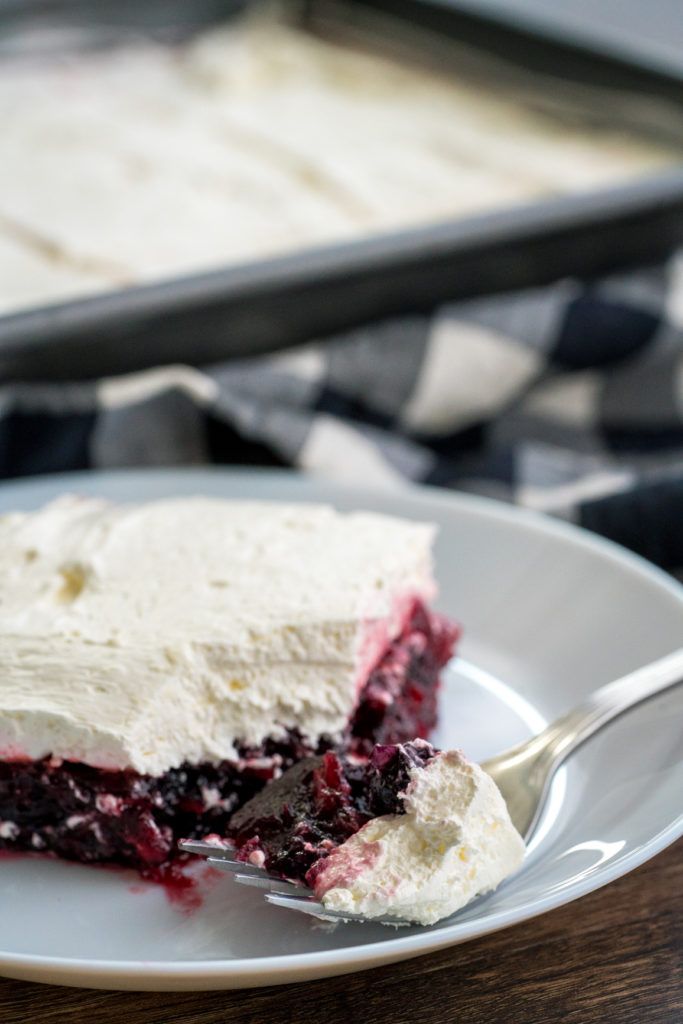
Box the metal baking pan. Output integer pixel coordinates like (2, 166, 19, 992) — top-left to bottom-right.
(0, 0, 248, 52)
(433, 0, 683, 85)
(2, 0, 683, 381)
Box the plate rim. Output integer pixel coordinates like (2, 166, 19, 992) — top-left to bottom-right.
(0, 466, 681, 988)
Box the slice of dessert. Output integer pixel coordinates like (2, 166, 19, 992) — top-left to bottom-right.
(0, 496, 459, 875)
(226, 740, 525, 925)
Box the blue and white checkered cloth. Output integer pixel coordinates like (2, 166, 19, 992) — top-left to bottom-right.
(2, 253, 682, 575)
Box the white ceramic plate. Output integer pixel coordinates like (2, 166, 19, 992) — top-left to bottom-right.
(0, 468, 681, 991)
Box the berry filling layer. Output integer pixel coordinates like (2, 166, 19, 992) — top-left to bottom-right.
(0, 601, 458, 874)
(228, 741, 435, 885)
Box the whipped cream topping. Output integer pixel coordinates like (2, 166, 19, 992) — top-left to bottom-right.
(0, 496, 435, 774)
(315, 750, 525, 925)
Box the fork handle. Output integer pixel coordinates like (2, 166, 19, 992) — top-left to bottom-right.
(500, 647, 683, 775)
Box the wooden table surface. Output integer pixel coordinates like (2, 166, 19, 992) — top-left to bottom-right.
(1, 838, 681, 1024)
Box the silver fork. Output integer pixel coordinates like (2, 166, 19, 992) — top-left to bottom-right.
(178, 837, 412, 925)
(180, 647, 683, 925)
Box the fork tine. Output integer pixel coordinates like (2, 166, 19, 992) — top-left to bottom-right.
(178, 838, 237, 860)
(264, 892, 333, 916)
(232, 873, 310, 896)
(264, 891, 412, 926)
(206, 856, 305, 889)
(206, 856, 269, 877)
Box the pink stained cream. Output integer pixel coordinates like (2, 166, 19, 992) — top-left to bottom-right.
(309, 836, 384, 900)
(0, 746, 31, 763)
(354, 587, 437, 698)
